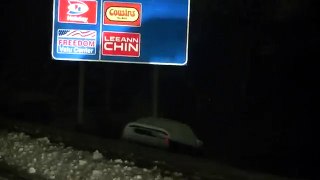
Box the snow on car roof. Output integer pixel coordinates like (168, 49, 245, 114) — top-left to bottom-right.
(134, 117, 198, 144)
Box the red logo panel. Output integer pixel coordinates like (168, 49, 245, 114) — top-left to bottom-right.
(102, 31, 140, 57)
(104, 1, 142, 27)
(58, 0, 97, 24)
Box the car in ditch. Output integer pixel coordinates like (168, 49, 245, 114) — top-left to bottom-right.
(121, 117, 203, 154)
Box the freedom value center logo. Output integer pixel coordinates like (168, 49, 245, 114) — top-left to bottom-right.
(58, 0, 98, 24)
(57, 29, 97, 55)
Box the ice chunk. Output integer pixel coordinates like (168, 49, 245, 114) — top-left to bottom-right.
(49, 171, 56, 179)
(28, 167, 36, 174)
(155, 175, 162, 180)
(114, 159, 123, 164)
(92, 150, 103, 160)
(173, 172, 183, 177)
(79, 160, 87, 166)
(37, 137, 50, 144)
(92, 170, 102, 177)
(19, 132, 26, 138)
(124, 166, 132, 171)
(49, 174, 55, 179)
(164, 177, 173, 180)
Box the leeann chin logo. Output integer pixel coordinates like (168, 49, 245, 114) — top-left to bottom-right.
(67, 0, 89, 15)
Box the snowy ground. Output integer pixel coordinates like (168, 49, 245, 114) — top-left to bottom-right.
(0, 132, 185, 180)
(0, 119, 297, 180)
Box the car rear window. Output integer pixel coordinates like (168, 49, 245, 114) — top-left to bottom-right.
(134, 128, 156, 137)
(130, 125, 168, 137)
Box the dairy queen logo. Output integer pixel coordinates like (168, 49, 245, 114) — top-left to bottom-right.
(67, 0, 89, 15)
(58, 0, 97, 24)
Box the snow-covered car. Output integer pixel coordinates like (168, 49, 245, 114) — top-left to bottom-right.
(122, 117, 203, 154)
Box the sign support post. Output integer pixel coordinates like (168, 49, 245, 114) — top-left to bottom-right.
(152, 66, 159, 117)
(77, 62, 85, 125)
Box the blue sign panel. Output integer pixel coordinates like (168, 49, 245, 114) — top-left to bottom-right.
(52, 0, 190, 65)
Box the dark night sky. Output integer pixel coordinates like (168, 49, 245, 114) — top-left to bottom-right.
(1, 0, 319, 179)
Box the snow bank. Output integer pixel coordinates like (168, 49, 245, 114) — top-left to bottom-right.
(0, 132, 184, 180)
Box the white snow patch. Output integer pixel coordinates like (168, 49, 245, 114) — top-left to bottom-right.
(0, 132, 185, 179)
(92, 169, 102, 177)
(114, 159, 123, 164)
(173, 172, 183, 177)
(28, 167, 36, 174)
(134, 175, 143, 179)
(92, 150, 103, 160)
(37, 137, 50, 144)
(163, 177, 173, 180)
(79, 160, 87, 166)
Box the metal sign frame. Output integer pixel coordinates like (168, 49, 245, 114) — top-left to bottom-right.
(51, 0, 190, 66)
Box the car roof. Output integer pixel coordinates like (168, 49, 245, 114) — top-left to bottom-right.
(135, 117, 188, 129)
(132, 117, 198, 142)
